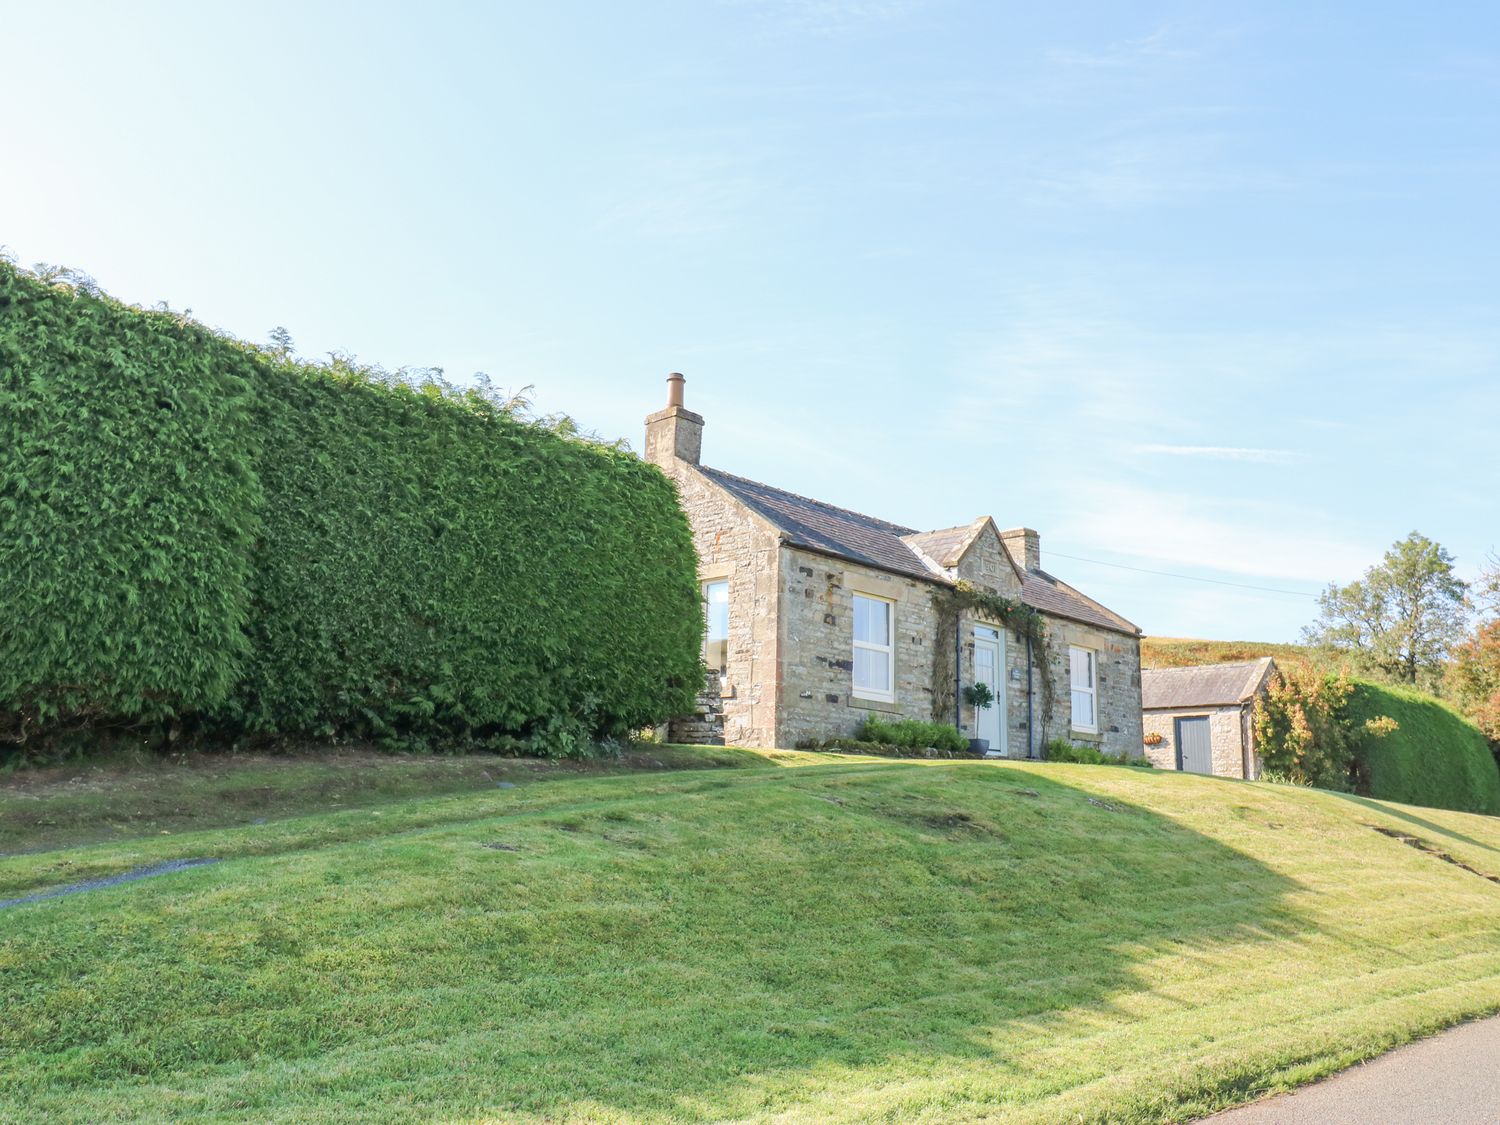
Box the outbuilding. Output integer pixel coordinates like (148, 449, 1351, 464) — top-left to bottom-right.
(1140, 658, 1276, 779)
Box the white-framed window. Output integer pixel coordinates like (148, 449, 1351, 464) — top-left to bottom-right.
(703, 580, 729, 674)
(852, 592, 895, 702)
(1070, 645, 1097, 731)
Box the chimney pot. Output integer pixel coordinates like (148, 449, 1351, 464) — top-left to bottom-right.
(644, 372, 704, 466)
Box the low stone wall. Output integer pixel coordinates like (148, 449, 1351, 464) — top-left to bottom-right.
(669, 670, 726, 745)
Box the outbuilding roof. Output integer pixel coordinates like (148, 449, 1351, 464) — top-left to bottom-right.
(1141, 658, 1276, 710)
(694, 465, 1140, 636)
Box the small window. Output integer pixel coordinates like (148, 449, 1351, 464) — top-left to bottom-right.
(852, 593, 895, 701)
(704, 580, 729, 674)
(1070, 646, 1097, 731)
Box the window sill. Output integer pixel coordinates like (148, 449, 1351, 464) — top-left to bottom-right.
(1070, 728, 1102, 742)
(849, 695, 901, 714)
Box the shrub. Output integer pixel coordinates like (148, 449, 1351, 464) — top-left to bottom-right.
(1044, 738, 1104, 764)
(1252, 668, 1357, 790)
(854, 717, 968, 755)
(1345, 681, 1500, 815)
(1043, 738, 1147, 768)
(0, 261, 703, 758)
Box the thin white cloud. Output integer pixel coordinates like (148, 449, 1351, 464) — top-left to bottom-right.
(1049, 483, 1373, 585)
(1133, 444, 1299, 464)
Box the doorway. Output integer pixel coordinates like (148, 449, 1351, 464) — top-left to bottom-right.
(973, 626, 1006, 756)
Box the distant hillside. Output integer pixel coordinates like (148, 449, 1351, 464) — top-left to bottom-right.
(1141, 636, 1322, 671)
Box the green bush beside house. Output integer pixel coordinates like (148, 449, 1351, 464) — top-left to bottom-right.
(0, 261, 702, 758)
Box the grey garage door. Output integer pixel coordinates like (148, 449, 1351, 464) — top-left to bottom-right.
(1176, 716, 1214, 775)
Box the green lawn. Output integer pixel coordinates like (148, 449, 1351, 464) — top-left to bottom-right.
(0, 744, 763, 858)
(4, 751, 1500, 1123)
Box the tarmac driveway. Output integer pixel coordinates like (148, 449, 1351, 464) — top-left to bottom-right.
(1204, 1015, 1500, 1124)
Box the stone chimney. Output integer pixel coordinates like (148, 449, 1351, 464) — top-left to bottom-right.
(1000, 527, 1040, 573)
(644, 373, 704, 466)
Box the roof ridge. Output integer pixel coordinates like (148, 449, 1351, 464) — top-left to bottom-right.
(698, 465, 920, 535)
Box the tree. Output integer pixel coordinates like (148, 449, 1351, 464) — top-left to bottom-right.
(1476, 551, 1500, 619)
(1449, 620, 1500, 748)
(1303, 532, 1470, 687)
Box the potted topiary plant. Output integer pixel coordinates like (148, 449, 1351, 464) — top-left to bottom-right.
(962, 681, 995, 756)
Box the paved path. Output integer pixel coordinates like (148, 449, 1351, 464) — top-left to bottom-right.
(1204, 1016, 1500, 1124)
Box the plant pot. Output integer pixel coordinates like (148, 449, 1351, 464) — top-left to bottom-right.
(968, 738, 990, 756)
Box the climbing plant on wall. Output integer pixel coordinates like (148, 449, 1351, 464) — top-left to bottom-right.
(930, 580, 1056, 743)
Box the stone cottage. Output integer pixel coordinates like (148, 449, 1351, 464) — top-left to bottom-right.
(1140, 658, 1276, 779)
(645, 375, 1144, 756)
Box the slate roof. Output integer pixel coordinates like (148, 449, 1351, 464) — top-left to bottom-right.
(1021, 569, 1140, 637)
(902, 520, 989, 569)
(695, 465, 1140, 636)
(1141, 658, 1276, 710)
(696, 466, 933, 581)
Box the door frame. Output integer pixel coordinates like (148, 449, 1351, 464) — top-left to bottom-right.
(973, 625, 1006, 756)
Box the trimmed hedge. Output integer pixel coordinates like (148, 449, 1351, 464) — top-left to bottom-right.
(0, 267, 262, 738)
(0, 262, 702, 755)
(1348, 681, 1500, 816)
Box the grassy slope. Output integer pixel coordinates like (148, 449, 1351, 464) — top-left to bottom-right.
(1349, 684, 1500, 815)
(4, 753, 1500, 1123)
(0, 745, 762, 857)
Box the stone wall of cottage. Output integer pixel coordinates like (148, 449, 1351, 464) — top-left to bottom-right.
(668, 670, 726, 745)
(769, 529, 1142, 759)
(1142, 706, 1254, 778)
(1037, 620, 1144, 758)
(666, 467, 781, 748)
(775, 548, 941, 747)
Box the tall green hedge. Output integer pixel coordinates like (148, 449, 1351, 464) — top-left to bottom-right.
(0, 262, 702, 755)
(1348, 681, 1500, 815)
(0, 267, 261, 740)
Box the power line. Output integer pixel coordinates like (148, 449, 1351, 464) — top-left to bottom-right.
(1045, 550, 1322, 598)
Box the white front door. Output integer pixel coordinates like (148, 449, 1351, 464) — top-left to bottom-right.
(973, 626, 1006, 755)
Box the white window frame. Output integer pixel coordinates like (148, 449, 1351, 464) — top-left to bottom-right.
(1070, 645, 1098, 732)
(851, 592, 896, 703)
(703, 579, 729, 673)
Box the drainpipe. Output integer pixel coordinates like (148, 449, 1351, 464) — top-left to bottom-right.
(953, 613, 963, 733)
(1026, 634, 1035, 758)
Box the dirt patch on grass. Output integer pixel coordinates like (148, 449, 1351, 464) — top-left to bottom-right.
(1370, 824, 1500, 886)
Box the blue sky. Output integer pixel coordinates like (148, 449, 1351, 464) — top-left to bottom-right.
(4, 1, 1497, 640)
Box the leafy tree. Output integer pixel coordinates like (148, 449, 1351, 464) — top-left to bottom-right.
(1302, 532, 1470, 688)
(1476, 551, 1500, 619)
(1449, 620, 1500, 748)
